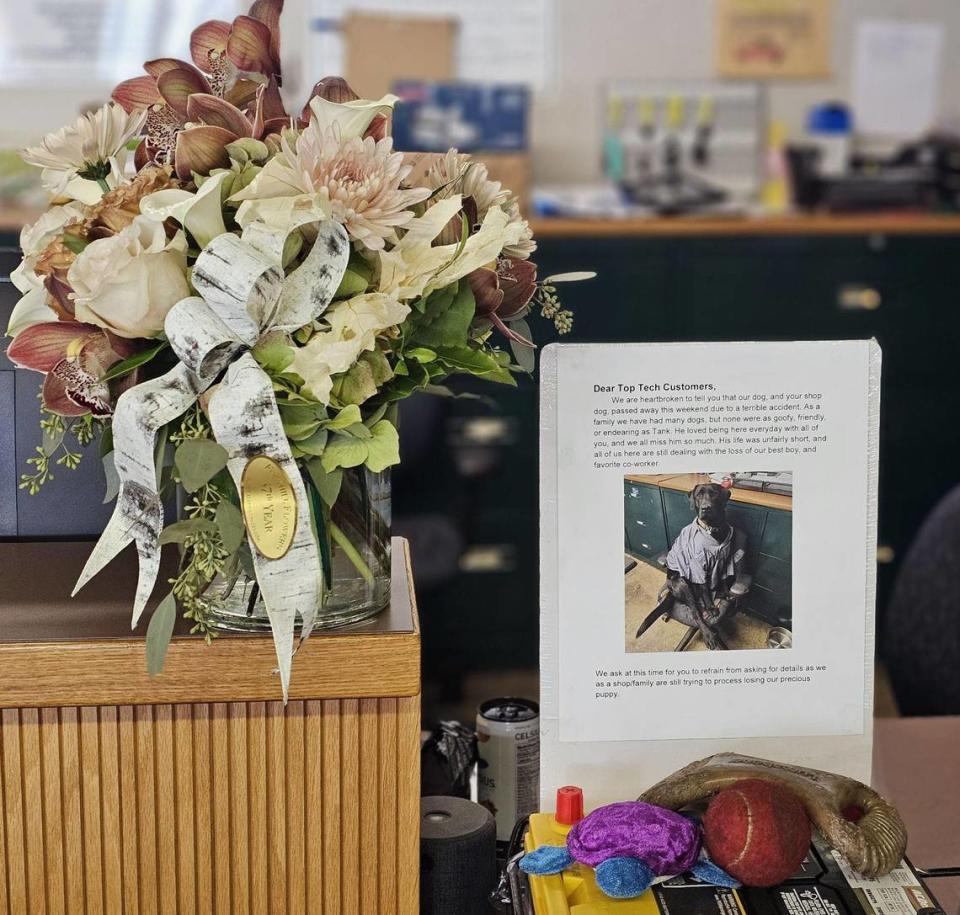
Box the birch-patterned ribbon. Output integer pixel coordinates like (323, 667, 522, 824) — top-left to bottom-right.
(73, 215, 350, 698)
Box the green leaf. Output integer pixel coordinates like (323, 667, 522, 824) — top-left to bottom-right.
(320, 433, 368, 472)
(509, 319, 536, 373)
(174, 438, 229, 492)
(406, 280, 475, 348)
(145, 592, 177, 677)
(158, 518, 217, 545)
(364, 403, 389, 428)
(330, 350, 393, 406)
(365, 420, 400, 473)
(278, 403, 323, 440)
(435, 345, 516, 385)
(326, 404, 362, 430)
(341, 422, 372, 440)
(252, 334, 295, 374)
(99, 423, 114, 458)
(335, 262, 372, 298)
(102, 451, 120, 504)
(62, 233, 89, 255)
(293, 427, 329, 456)
(405, 347, 437, 363)
(101, 341, 169, 382)
(306, 460, 343, 508)
(542, 271, 597, 283)
(215, 500, 246, 554)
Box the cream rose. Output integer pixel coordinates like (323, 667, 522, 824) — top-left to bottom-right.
(67, 215, 190, 339)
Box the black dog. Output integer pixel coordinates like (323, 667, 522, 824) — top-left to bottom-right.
(635, 482, 747, 650)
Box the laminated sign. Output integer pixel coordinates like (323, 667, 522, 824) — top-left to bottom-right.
(539, 341, 880, 808)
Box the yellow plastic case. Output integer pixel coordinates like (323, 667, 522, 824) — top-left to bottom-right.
(524, 811, 661, 915)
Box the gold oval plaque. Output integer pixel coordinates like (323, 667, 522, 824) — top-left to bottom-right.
(240, 456, 298, 560)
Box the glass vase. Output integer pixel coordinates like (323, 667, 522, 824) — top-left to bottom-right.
(202, 467, 391, 632)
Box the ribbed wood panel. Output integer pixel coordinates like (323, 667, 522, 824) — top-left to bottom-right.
(0, 696, 420, 914)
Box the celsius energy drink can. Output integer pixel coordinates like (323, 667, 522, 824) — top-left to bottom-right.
(476, 698, 540, 842)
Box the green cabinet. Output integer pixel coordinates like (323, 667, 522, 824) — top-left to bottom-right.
(624, 480, 669, 559)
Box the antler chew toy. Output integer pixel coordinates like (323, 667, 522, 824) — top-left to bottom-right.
(640, 753, 907, 879)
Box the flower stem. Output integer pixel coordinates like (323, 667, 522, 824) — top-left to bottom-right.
(329, 520, 374, 584)
(97, 177, 111, 194)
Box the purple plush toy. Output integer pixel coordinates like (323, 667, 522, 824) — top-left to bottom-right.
(519, 801, 739, 899)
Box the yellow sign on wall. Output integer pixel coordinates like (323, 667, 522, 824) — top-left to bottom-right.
(715, 0, 833, 78)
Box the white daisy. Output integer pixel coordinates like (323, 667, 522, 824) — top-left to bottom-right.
(22, 103, 146, 201)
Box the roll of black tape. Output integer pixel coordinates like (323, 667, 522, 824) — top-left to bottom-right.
(420, 796, 497, 914)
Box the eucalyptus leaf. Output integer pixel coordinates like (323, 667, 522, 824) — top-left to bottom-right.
(509, 318, 536, 372)
(145, 592, 177, 677)
(174, 438, 229, 492)
(98, 423, 113, 458)
(306, 460, 343, 508)
(215, 500, 246, 554)
(101, 341, 169, 382)
(42, 424, 65, 454)
(542, 271, 597, 283)
(102, 451, 120, 504)
(158, 518, 217, 545)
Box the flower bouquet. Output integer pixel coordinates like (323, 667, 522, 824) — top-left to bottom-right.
(6, 0, 591, 696)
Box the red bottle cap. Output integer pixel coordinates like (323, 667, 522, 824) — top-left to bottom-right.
(556, 786, 584, 825)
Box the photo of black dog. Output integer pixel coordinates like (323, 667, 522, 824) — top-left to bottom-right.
(634, 482, 750, 650)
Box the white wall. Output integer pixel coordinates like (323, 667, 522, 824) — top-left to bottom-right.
(534, 0, 960, 183)
(2, 0, 959, 185)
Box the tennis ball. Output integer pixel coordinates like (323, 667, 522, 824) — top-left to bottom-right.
(703, 779, 811, 887)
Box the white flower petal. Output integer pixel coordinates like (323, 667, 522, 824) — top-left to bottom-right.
(140, 172, 229, 248)
(6, 287, 57, 337)
(307, 93, 398, 140)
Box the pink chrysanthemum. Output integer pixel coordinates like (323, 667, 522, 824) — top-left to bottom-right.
(287, 128, 429, 250)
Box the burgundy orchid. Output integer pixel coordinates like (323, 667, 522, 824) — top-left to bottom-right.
(468, 257, 538, 346)
(7, 322, 140, 417)
(111, 0, 289, 179)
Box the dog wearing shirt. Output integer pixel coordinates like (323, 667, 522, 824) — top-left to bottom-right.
(635, 482, 747, 650)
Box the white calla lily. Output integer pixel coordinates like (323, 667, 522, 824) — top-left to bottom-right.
(6, 287, 58, 337)
(140, 171, 230, 249)
(378, 194, 523, 301)
(307, 93, 398, 140)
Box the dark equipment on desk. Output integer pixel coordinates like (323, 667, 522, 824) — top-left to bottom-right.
(420, 796, 497, 915)
(786, 132, 960, 213)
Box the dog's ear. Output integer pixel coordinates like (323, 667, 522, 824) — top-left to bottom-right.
(719, 486, 732, 504)
(689, 485, 701, 510)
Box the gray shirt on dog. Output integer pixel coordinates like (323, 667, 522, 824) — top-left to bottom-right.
(666, 521, 746, 600)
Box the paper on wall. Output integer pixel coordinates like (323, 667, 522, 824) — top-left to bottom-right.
(851, 20, 943, 138)
(539, 341, 880, 809)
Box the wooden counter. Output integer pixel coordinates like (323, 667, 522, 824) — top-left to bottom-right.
(530, 212, 960, 238)
(626, 472, 793, 511)
(0, 538, 421, 915)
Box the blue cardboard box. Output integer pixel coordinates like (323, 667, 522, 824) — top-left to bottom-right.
(391, 81, 529, 152)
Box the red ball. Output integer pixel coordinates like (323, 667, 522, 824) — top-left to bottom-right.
(703, 779, 811, 887)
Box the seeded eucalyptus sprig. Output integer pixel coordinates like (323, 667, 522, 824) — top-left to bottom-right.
(19, 409, 99, 495)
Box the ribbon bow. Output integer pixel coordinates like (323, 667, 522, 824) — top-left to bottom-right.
(73, 213, 350, 698)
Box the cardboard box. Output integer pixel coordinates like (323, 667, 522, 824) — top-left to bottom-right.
(343, 13, 456, 99)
